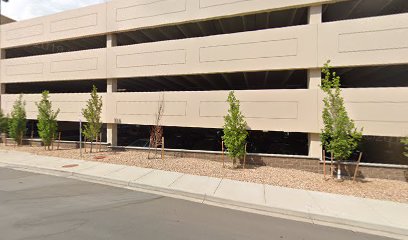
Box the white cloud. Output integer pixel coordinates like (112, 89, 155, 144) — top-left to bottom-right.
(1, 0, 107, 21)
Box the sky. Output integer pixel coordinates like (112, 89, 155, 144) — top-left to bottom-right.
(1, 0, 107, 21)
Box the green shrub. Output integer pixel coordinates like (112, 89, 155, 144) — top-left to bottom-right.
(222, 91, 248, 168)
(321, 61, 362, 161)
(82, 85, 103, 153)
(36, 91, 60, 149)
(8, 95, 26, 145)
(0, 109, 8, 134)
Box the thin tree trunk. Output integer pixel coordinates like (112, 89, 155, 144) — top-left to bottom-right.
(233, 158, 240, 168)
(99, 133, 102, 152)
(84, 137, 87, 153)
(57, 132, 61, 150)
(51, 134, 54, 151)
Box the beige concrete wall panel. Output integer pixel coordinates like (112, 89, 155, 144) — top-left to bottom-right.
(116, 101, 187, 116)
(107, 0, 340, 32)
(199, 38, 298, 62)
(1, 49, 107, 83)
(6, 63, 44, 76)
(6, 24, 44, 41)
(115, 0, 187, 22)
(108, 25, 318, 78)
(116, 49, 187, 68)
(199, 101, 298, 119)
(318, 88, 408, 137)
(50, 58, 99, 73)
(106, 90, 319, 133)
(1, 4, 107, 48)
(318, 13, 408, 67)
(1, 93, 107, 122)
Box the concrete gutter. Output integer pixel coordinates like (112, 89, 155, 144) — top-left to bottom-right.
(0, 149, 407, 240)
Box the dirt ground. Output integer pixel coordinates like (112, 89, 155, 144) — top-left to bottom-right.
(1, 145, 407, 203)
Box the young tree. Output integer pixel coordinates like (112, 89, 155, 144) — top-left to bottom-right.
(148, 92, 165, 159)
(402, 137, 408, 158)
(0, 109, 8, 134)
(320, 61, 363, 167)
(82, 85, 103, 153)
(8, 95, 27, 145)
(223, 91, 248, 168)
(36, 91, 60, 150)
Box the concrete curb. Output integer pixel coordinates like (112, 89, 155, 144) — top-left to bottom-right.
(2, 162, 407, 240)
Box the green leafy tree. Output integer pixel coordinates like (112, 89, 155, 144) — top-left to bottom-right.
(402, 137, 408, 158)
(321, 61, 362, 161)
(222, 91, 248, 168)
(8, 95, 26, 145)
(36, 91, 60, 149)
(82, 85, 103, 153)
(0, 109, 8, 134)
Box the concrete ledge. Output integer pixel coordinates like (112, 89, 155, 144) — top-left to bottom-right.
(320, 160, 408, 169)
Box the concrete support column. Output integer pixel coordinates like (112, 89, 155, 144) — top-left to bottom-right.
(107, 34, 117, 48)
(106, 34, 118, 146)
(307, 5, 323, 159)
(107, 123, 118, 146)
(107, 79, 117, 93)
(106, 78, 117, 146)
(307, 68, 322, 158)
(307, 68, 321, 89)
(308, 5, 322, 24)
(308, 133, 322, 159)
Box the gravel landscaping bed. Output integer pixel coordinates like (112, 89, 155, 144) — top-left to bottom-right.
(2, 145, 407, 203)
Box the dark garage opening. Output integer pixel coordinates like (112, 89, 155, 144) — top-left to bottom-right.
(5, 79, 107, 94)
(117, 124, 308, 155)
(360, 136, 407, 166)
(5, 35, 107, 59)
(25, 120, 107, 142)
(117, 70, 308, 92)
(323, 0, 408, 22)
(117, 7, 308, 46)
(334, 64, 408, 88)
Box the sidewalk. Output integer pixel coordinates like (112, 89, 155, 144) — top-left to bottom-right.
(0, 149, 407, 239)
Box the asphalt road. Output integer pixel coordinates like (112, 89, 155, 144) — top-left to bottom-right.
(0, 167, 393, 240)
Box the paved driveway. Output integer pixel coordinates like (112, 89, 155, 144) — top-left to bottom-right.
(0, 168, 391, 240)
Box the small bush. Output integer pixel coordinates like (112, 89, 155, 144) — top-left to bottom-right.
(8, 95, 27, 145)
(82, 85, 103, 153)
(320, 61, 362, 161)
(0, 109, 8, 134)
(222, 91, 248, 167)
(37, 91, 60, 149)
